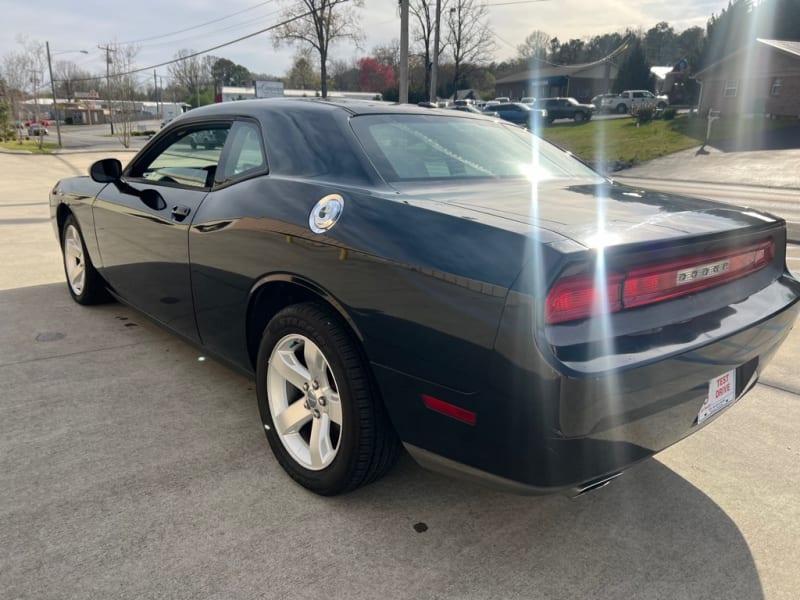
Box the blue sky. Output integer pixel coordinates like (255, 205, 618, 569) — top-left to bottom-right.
(2, 0, 729, 84)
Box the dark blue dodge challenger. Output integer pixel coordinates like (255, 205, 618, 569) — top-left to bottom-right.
(50, 99, 799, 495)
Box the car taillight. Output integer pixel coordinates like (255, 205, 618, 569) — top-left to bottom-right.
(545, 239, 775, 324)
(545, 273, 624, 324)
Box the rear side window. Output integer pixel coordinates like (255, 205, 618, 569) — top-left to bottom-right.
(220, 121, 266, 182)
(350, 113, 597, 182)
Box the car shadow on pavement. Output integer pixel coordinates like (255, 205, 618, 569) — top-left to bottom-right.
(338, 455, 763, 599)
(0, 282, 763, 600)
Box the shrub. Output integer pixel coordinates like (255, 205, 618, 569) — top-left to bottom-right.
(631, 104, 655, 125)
(662, 108, 677, 121)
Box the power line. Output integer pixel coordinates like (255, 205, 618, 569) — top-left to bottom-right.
(118, 0, 280, 45)
(133, 7, 285, 52)
(54, 9, 316, 84)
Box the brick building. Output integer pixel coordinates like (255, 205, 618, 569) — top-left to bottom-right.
(695, 39, 800, 117)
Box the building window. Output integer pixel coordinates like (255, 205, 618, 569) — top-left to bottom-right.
(771, 77, 783, 96)
(724, 80, 738, 97)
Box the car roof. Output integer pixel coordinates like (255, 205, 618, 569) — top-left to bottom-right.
(175, 97, 443, 121)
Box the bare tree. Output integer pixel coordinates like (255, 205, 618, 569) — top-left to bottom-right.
(106, 43, 140, 148)
(272, 0, 364, 98)
(53, 60, 94, 100)
(168, 49, 204, 107)
(5, 38, 48, 147)
(447, 0, 494, 95)
(372, 40, 401, 72)
(517, 30, 550, 62)
(410, 0, 449, 99)
(1, 51, 30, 142)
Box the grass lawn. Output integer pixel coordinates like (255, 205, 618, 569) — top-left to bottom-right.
(0, 138, 59, 154)
(539, 115, 798, 165)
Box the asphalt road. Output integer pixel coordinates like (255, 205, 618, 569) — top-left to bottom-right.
(52, 120, 161, 151)
(1, 152, 799, 600)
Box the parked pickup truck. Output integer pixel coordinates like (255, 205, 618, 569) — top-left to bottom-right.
(603, 90, 669, 113)
(537, 97, 595, 123)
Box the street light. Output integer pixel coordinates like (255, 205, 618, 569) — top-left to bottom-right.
(46, 42, 89, 148)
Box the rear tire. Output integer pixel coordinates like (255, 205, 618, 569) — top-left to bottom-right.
(256, 302, 400, 495)
(61, 215, 111, 305)
(616, 104, 627, 114)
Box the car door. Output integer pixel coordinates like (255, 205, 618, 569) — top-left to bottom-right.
(92, 121, 232, 342)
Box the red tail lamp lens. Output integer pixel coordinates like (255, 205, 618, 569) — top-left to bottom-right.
(545, 240, 774, 324)
(545, 273, 624, 324)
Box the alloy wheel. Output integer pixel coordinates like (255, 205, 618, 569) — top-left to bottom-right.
(63, 224, 86, 296)
(267, 334, 343, 471)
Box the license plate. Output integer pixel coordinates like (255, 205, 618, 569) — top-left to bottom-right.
(698, 369, 737, 425)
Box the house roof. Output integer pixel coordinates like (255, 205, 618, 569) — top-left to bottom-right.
(454, 88, 478, 100)
(495, 59, 615, 85)
(757, 38, 800, 58)
(694, 38, 800, 78)
(495, 37, 631, 85)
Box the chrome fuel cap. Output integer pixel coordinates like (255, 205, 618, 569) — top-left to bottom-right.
(309, 194, 344, 234)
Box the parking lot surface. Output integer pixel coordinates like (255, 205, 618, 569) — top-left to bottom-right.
(1, 152, 799, 599)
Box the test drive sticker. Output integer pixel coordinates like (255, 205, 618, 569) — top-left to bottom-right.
(698, 369, 737, 425)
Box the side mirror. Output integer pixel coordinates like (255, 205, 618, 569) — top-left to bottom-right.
(89, 158, 122, 183)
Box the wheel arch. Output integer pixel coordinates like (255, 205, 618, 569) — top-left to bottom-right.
(55, 203, 74, 244)
(245, 274, 367, 372)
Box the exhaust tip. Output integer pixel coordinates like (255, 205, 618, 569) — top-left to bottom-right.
(571, 471, 625, 498)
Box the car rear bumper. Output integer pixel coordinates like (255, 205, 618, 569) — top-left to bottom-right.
(377, 274, 800, 494)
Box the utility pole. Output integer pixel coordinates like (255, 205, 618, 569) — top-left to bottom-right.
(430, 0, 442, 103)
(46, 42, 63, 148)
(98, 44, 114, 134)
(153, 69, 159, 119)
(399, 0, 409, 104)
(27, 68, 43, 148)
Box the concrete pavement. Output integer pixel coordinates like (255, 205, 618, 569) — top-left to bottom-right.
(1, 152, 799, 599)
(622, 143, 800, 188)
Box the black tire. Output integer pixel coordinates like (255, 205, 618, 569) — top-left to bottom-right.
(256, 302, 400, 495)
(546, 116, 555, 125)
(616, 104, 627, 114)
(657, 102, 667, 110)
(573, 111, 586, 123)
(61, 215, 112, 305)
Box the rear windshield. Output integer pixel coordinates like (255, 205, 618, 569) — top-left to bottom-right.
(350, 113, 597, 183)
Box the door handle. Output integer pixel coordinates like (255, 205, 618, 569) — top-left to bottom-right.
(171, 205, 191, 221)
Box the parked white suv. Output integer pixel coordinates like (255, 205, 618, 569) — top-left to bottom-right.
(604, 90, 669, 114)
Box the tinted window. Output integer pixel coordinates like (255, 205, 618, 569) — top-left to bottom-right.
(131, 125, 230, 188)
(350, 114, 598, 182)
(220, 121, 266, 182)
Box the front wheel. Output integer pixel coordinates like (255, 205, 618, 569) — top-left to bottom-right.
(61, 216, 111, 305)
(256, 303, 400, 495)
(616, 104, 627, 114)
(573, 111, 586, 123)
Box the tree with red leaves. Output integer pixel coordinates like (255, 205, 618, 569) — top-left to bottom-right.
(358, 57, 396, 93)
